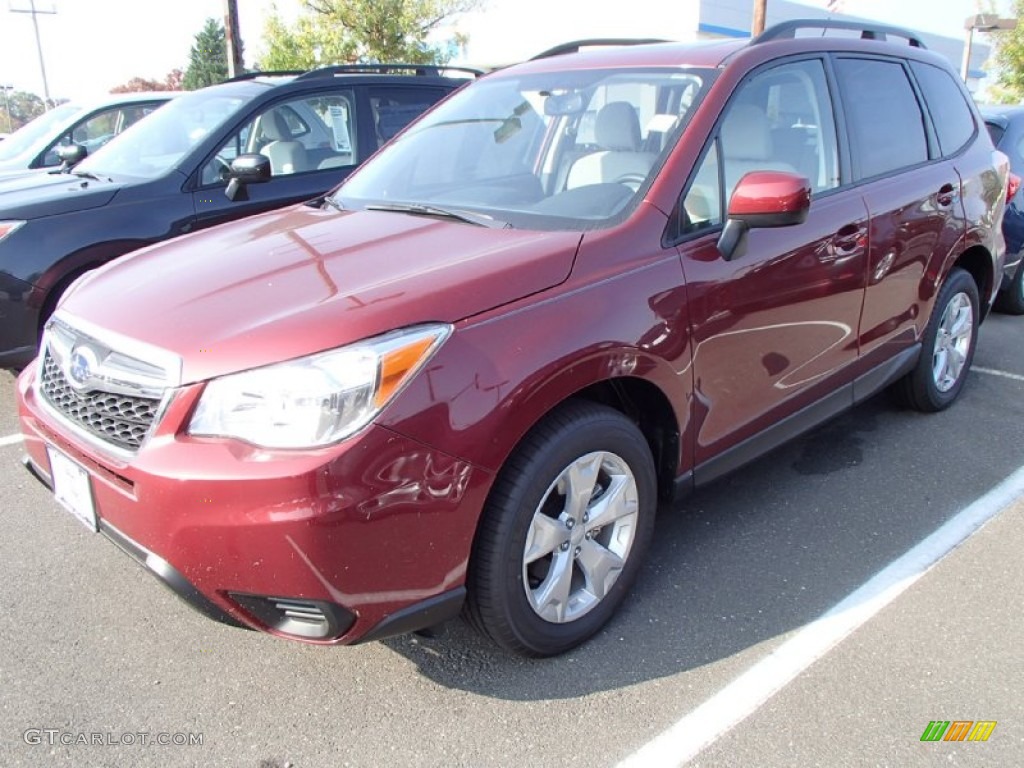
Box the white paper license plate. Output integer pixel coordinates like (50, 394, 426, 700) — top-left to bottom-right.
(47, 446, 98, 532)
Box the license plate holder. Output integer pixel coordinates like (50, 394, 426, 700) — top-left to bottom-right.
(47, 446, 98, 532)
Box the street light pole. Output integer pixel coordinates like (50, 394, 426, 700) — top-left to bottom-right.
(10, 0, 56, 108)
(961, 13, 1017, 83)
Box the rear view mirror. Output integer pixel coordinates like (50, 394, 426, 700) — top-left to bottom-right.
(543, 91, 586, 116)
(718, 171, 811, 261)
(225, 153, 272, 201)
(57, 143, 88, 168)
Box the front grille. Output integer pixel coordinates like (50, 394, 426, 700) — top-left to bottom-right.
(40, 351, 161, 451)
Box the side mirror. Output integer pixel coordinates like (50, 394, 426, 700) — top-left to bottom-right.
(225, 153, 272, 201)
(717, 171, 811, 261)
(57, 143, 88, 169)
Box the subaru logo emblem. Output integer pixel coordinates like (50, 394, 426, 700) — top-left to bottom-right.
(67, 345, 98, 389)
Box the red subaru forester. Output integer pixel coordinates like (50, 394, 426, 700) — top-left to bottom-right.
(18, 20, 1008, 656)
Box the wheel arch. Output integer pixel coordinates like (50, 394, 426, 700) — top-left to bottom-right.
(29, 240, 150, 335)
(951, 245, 995, 320)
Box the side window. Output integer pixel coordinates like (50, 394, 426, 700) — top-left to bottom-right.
(682, 142, 722, 235)
(200, 89, 357, 186)
(911, 62, 976, 156)
(42, 107, 124, 166)
(834, 58, 928, 180)
(369, 86, 448, 150)
(718, 59, 839, 201)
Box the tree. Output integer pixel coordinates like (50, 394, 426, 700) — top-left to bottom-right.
(259, 0, 479, 70)
(0, 90, 46, 133)
(110, 69, 185, 93)
(985, 0, 1024, 102)
(183, 18, 232, 90)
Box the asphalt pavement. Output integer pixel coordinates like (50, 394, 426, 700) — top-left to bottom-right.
(0, 312, 1021, 768)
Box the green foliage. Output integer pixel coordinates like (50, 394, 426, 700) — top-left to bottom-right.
(989, 0, 1024, 103)
(259, 0, 480, 70)
(0, 89, 46, 133)
(183, 18, 232, 90)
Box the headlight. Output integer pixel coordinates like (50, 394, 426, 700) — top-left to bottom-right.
(188, 324, 450, 449)
(0, 220, 26, 244)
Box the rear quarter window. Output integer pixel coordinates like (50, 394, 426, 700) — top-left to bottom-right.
(911, 62, 976, 156)
(985, 121, 1005, 147)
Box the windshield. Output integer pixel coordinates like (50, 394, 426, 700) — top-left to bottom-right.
(0, 103, 79, 162)
(335, 67, 708, 231)
(75, 90, 247, 180)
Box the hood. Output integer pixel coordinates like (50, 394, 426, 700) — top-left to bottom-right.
(0, 171, 119, 218)
(61, 204, 582, 384)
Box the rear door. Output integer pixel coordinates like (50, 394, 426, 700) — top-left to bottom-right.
(675, 58, 869, 478)
(832, 56, 967, 370)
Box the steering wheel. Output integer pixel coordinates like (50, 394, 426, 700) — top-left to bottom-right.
(612, 173, 647, 191)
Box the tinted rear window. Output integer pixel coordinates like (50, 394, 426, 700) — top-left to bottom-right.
(835, 58, 928, 180)
(986, 121, 1005, 146)
(911, 62, 975, 156)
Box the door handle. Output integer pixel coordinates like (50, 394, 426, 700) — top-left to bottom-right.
(936, 182, 958, 209)
(827, 223, 867, 259)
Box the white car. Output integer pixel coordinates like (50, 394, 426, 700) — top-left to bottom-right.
(0, 91, 178, 178)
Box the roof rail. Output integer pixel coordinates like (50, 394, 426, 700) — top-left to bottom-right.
(225, 70, 306, 82)
(755, 20, 926, 48)
(294, 63, 483, 81)
(530, 38, 671, 60)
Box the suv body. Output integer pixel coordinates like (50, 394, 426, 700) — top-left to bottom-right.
(0, 66, 473, 367)
(0, 92, 176, 179)
(18, 22, 1007, 656)
(980, 105, 1024, 313)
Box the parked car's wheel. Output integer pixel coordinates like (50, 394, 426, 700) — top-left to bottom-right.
(465, 400, 656, 656)
(994, 258, 1024, 315)
(898, 266, 979, 412)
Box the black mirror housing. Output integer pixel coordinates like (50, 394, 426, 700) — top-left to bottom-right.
(57, 143, 88, 168)
(225, 153, 272, 201)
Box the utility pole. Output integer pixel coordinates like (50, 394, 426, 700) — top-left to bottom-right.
(10, 0, 56, 108)
(1, 84, 13, 132)
(224, 0, 244, 78)
(752, 0, 767, 36)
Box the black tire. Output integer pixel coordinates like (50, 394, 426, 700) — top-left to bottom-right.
(464, 400, 657, 657)
(994, 259, 1024, 315)
(897, 267, 979, 412)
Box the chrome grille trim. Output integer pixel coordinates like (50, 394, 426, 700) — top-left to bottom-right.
(35, 312, 182, 457)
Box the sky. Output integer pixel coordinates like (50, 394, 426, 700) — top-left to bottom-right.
(0, 0, 1013, 102)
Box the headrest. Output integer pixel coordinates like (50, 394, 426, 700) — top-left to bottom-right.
(262, 109, 292, 142)
(595, 101, 641, 151)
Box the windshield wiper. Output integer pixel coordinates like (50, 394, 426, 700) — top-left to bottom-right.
(71, 169, 110, 182)
(365, 202, 509, 228)
(321, 196, 345, 212)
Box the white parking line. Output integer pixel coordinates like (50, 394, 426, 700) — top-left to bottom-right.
(974, 366, 1024, 383)
(0, 433, 22, 448)
(616, 464, 1024, 768)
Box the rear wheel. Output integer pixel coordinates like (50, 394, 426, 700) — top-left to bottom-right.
(897, 267, 978, 412)
(465, 401, 656, 656)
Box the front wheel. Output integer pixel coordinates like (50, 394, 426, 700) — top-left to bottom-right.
(465, 401, 656, 657)
(897, 266, 979, 412)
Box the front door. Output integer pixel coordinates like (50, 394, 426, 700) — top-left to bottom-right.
(676, 58, 869, 478)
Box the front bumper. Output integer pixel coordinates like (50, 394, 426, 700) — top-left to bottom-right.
(18, 367, 492, 644)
